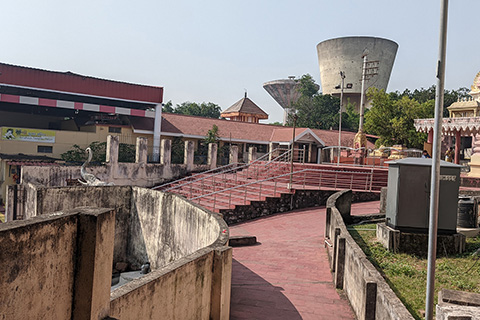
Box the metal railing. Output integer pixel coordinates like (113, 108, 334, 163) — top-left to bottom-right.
(187, 167, 380, 212)
(154, 148, 292, 193)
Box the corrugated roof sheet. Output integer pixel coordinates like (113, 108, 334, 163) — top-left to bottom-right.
(0, 62, 163, 103)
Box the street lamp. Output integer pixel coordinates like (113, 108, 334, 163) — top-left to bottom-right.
(338, 71, 345, 166)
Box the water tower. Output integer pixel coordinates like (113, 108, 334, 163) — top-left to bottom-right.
(316, 36, 398, 112)
(263, 76, 301, 125)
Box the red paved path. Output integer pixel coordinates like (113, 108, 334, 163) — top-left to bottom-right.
(229, 201, 380, 320)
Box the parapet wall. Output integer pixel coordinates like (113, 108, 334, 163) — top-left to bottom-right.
(1, 186, 232, 319)
(325, 190, 414, 320)
(0, 207, 115, 320)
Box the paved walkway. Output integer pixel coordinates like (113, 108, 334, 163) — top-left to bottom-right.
(229, 201, 380, 320)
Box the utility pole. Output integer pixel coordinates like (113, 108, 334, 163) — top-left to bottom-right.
(355, 50, 379, 164)
(425, 0, 449, 319)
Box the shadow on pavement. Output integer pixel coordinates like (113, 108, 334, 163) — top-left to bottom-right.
(230, 259, 302, 320)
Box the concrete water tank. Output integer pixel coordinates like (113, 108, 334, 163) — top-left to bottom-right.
(316, 36, 398, 111)
(385, 158, 462, 234)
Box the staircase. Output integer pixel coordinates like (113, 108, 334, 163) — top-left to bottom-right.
(153, 149, 389, 213)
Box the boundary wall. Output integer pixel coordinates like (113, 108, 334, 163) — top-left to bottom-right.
(325, 190, 414, 320)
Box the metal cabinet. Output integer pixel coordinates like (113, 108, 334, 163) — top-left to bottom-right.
(385, 158, 461, 234)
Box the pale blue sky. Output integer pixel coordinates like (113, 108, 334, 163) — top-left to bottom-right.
(2, 0, 479, 123)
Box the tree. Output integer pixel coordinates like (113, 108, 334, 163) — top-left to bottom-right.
(174, 102, 221, 118)
(290, 74, 340, 130)
(364, 88, 434, 149)
(61, 141, 135, 163)
(341, 103, 360, 131)
(394, 86, 470, 116)
(204, 124, 220, 145)
(162, 101, 174, 113)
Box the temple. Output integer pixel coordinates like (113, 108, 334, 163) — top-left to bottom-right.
(415, 72, 480, 176)
(220, 93, 269, 123)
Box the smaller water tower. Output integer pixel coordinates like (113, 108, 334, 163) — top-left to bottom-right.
(263, 76, 301, 125)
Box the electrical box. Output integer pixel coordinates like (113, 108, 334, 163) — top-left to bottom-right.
(385, 158, 461, 234)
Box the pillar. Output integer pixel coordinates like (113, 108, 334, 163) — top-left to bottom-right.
(208, 143, 217, 169)
(72, 208, 116, 320)
(210, 247, 232, 320)
(135, 137, 148, 164)
(184, 140, 194, 171)
(160, 139, 171, 166)
(248, 147, 257, 163)
(268, 142, 279, 161)
(229, 145, 238, 164)
(455, 130, 461, 165)
(152, 104, 162, 162)
(106, 135, 119, 164)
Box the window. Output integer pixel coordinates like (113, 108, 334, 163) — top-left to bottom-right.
(109, 127, 121, 133)
(38, 145, 53, 153)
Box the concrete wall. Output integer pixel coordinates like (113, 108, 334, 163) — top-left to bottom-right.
(3, 185, 232, 319)
(325, 190, 414, 320)
(129, 187, 224, 269)
(0, 207, 116, 320)
(20, 162, 197, 188)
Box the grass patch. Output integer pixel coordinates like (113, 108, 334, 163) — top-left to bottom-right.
(349, 224, 480, 320)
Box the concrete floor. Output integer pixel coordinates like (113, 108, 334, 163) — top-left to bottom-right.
(229, 201, 380, 319)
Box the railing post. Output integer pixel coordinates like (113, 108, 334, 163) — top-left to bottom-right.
(334, 172, 338, 190)
(303, 171, 306, 189)
(350, 174, 354, 189)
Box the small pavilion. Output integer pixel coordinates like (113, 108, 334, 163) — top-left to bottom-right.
(221, 93, 268, 123)
(415, 72, 480, 176)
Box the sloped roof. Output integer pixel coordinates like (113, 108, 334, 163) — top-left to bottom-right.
(152, 113, 374, 148)
(221, 96, 268, 119)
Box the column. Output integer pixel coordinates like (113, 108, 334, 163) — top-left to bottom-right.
(184, 140, 194, 171)
(135, 137, 148, 164)
(268, 142, 279, 161)
(208, 143, 217, 169)
(229, 145, 238, 165)
(106, 135, 119, 164)
(455, 130, 461, 165)
(160, 139, 171, 166)
(248, 147, 257, 163)
(152, 104, 162, 162)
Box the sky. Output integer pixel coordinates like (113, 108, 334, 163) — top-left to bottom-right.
(2, 0, 479, 123)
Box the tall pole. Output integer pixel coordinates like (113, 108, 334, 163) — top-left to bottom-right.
(358, 51, 368, 132)
(425, 1, 449, 319)
(338, 71, 345, 166)
(289, 114, 298, 189)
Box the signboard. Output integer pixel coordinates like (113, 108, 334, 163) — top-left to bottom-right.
(1, 127, 56, 143)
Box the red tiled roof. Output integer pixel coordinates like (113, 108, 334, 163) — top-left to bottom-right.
(221, 96, 268, 118)
(159, 113, 374, 148)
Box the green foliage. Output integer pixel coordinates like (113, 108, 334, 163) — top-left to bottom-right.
(296, 74, 319, 97)
(391, 86, 470, 117)
(173, 101, 221, 118)
(61, 141, 135, 163)
(171, 137, 185, 164)
(341, 102, 360, 131)
(61, 141, 106, 163)
(349, 224, 480, 320)
(269, 121, 284, 126)
(162, 100, 174, 113)
(204, 124, 220, 144)
(290, 74, 340, 130)
(364, 88, 434, 148)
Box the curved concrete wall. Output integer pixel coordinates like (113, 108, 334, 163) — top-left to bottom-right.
(317, 36, 398, 108)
